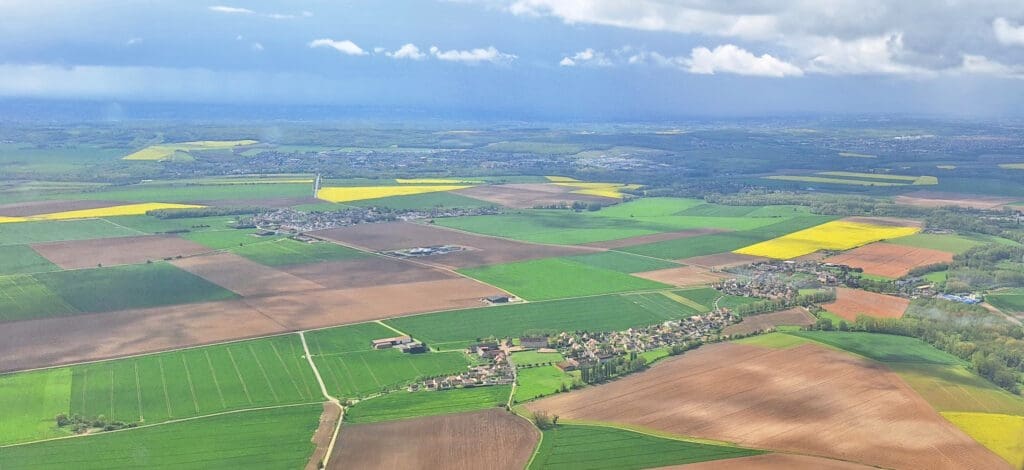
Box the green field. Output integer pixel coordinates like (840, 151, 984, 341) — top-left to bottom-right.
(7, 182, 314, 204)
(386, 293, 694, 350)
(886, 233, 1007, 254)
(459, 258, 670, 301)
(107, 215, 241, 234)
(230, 238, 367, 266)
(346, 191, 496, 210)
(0, 245, 60, 275)
(181, 229, 281, 249)
(0, 219, 143, 246)
(345, 386, 511, 423)
(511, 351, 564, 367)
(0, 368, 72, 444)
(620, 215, 836, 259)
(986, 290, 1024, 313)
(0, 404, 320, 469)
(306, 323, 472, 398)
(733, 332, 814, 349)
(33, 263, 237, 314)
(564, 251, 678, 273)
(593, 198, 705, 217)
(0, 274, 76, 322)
(788, 331, 963, 365)
(528, 424, 763, 470)
(514, 366, 576, 403)
(889, 363, 1024, 415)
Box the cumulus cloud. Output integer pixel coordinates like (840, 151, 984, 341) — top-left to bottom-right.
(429, 45, 516, 63)
(251, 42, 264, 52)
(387, 43, 426, 60)
(126, 37, 143, 46)
(687, 44, 802, 77)
(804, 34, 928, 76)
(958, 54, 1024, 79)
(309, 38, 367, 56)
(208, 5, 253, 15)
(559, 48, 611, 67)
(994, 18, 1024, 47)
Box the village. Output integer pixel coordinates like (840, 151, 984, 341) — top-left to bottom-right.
(239, 205, 503, 233)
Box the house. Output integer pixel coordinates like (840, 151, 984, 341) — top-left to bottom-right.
(371, 335, 413, 349)
(556, 358, 579, 372)
(520, 335, 549, 349)
(396, 341, 427, 354)
(485, 295, 510, 304)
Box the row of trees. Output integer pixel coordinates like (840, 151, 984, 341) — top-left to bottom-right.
(731, 290, 836, 316)
(579, 352, 649, 384)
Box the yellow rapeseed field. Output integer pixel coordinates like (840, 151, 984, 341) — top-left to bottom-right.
(942, 412, 1024, 468)
(0, 203, 205, 224)
(550, 181, 642, 199)
(545, 176, 580, 182)
(316, 185, 471, 203)
(734, 220, 920, 259)
(394, 178, 482, 184)
(124, 140, 258, 161)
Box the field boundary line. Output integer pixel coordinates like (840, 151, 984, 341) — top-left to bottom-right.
(181, 355, 201, 415)
(134, 362, 144, 422)
(157, 358, 173, 417)
(375, 320, 408, 336)
(226, 347, 254, 404)
(203, 350, 228, 408)
(248, 343, 280, 402)
(97, 217, 149, 236)
(298, 330, 345, 469)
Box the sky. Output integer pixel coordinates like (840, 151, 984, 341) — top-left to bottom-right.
(2, 0, 1024, 119)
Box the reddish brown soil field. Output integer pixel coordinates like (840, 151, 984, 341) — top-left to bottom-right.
(0, 200, 121, 217)
(0, 299, 286, 372)
(581, 228, 728, 249)
(329, 409, 539, 470)
(824, 287, 910, 321)
(453, 183, 614, 208)
(31, 235, 210, 269)
(679, 252, 767, 268)
(825, 242, 954, 278)
(281, 256, 452, 289)
(632, 266, 725, 287)
(306, 403, 343, 470)
(527, 342, 1009, 470)
(664, 453, 876, 469)
(172, 252, 326, 297)
(723, 307, 816, 336)
(895, 191, 1017, 210)
(313, 222, 592, 268)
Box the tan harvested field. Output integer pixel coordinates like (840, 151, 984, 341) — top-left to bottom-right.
(306, 403, 343, 470)
(632, 265, 726, 287)
(281, 256, 452, 289)
(172, 252, 326, 297)
(0, 299, 286, 372)
(895, 191, 1017, 210)
(527, 342, 1010, 470)
(243, 277, 502, 330)
(825, 242, 954, 278)
(453, 183, 614, 208)
(680, 252, 767, 269)
(722, 307, 815, 336)
(664, 453, 876, 469)
(313, 221, 591, 268)
(0, 199, 121, 217)
(841, 215, 923, 228)
(329, 409, 539, 470)
(824, 287, 910, 321)
(582, 228, 728, 249)
(31, 235, 210, 269)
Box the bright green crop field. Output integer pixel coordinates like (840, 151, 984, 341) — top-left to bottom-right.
(0, 219, 143, 246)
(0, 245, 60, 275)
(564, 251, 678, 273)
(459, 258, 670, 301)
(528, 424, 762, 470)
(788, 331, 963, 365)
(0, 274, 76, 322)
(0, 368, 73, 444)
(0, 404, 321, 470)
(514, 366, 576, 403)
(986, 290, 1024, 313)
(620, 215, 836, 259)
(345, 386, 511, 423)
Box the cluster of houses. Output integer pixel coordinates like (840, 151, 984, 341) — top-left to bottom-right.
(409, 342, 515, 392)
(718, 260, 862, 300)
(243, 205, 503, 233)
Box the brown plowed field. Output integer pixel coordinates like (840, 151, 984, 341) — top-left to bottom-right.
(281, 256, 452, 289)
(0, 299, 286, 372)
(632, 266, 726, 287)
(453, 183, 614, 208)
(663, 453, 876, 469)
(172, 252, 326, 297)
(313, 222, 592, 268)
(243, 278, 502, 330)
(824, 287, 910, 321)
(329, 409, 539, 470)
(722, 307, 815, 336)
(581, 228, 728, 249)
(0, 200, 122, 217)
(527, 342, 1009, 470)
(306, 403, 343, 470)
(680, 252, 767, 269)
(31, 235, 210, 269)
(825, 242, 954, 278)
(895, 191, 1017, 210)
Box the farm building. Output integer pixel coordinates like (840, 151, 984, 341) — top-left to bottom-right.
(520, 336, 549, 349)
(485, 295, 510, 304)
(396, 341, 427, 354)
(371, 335, 413, 349)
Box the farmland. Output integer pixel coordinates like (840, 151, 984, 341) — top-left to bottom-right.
(30, 235, 210, 270)
(0, 368, 72, 444)
(824, 242, 953, 278)
(0, 404, 321, 470)
(331, 409, 539, 470)
(0, 203, 204, 223)
(563, 251, 678, 273)
(123, 140, 259, 161)
(787, 331, 962, 364)
(344, 386, 512, 423)
(0, 245, 59, 274)
(514, 366, 577, 403)
(889, 363, 1024, 415)
(0, 219, 142, 246)
(735, 219, 921, 259)
(527, 424, 762, 470)
(316, 185, 472, 203)
(987, 289, 1024, 313)
(229, 238, 368, 266)
(941, 413, 1024, 468)
(822, 287, 911, 321)
(458, 258, 670, 301)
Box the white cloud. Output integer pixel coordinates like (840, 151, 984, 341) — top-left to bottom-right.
(687, 44, 802, 77)
(126, 37, 143, 46)
(387, 43, 426, 60)
(994, 18, 1024, 47)
(208, 5, 254, 15)
(251, 42, 264, 52)
(309, 38, 367, 56)
(559, 48, 611, 67)
(803, 33, 928, 76)
(374, 47, 386, 53)
(429, 45, 516, 63)
(958, 54, 1024, 79)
